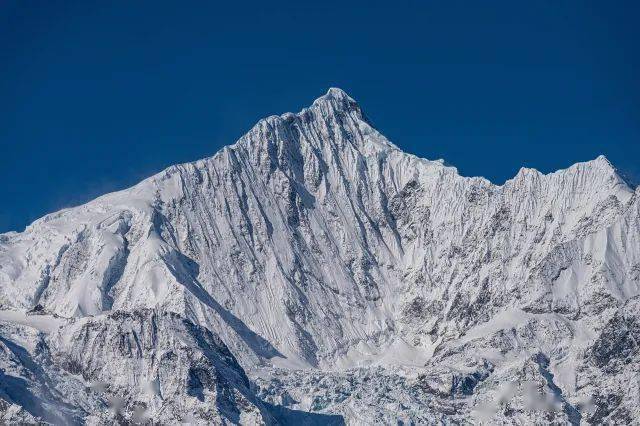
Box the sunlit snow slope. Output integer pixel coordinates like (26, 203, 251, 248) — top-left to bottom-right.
(1, 89, 639, 424)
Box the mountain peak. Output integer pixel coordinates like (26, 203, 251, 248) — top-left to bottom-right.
(585, 154, 636, 189)
(593, 154, 614, 169)
(593, 155, 639, 189)
(2, 88, 640, 424)
(310, 87, 361, 115)
(323, 87, 352, 100)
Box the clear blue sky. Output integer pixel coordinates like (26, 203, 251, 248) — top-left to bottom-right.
(1, 1, 638, 232)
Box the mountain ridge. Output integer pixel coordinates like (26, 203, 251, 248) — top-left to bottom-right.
(5, 87, 631, 236)
(1, 88, 639, 424)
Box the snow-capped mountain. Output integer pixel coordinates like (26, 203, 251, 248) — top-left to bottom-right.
(1, 88, 638, 424)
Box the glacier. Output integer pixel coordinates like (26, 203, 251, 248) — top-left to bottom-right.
(0, 88, 639, 424)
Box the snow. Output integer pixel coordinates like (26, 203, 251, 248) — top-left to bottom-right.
(1, 87, 639, 424)
(0, 310, 65, 334)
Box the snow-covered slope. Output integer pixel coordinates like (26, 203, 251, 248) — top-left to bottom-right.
(1, 88, 639, 424)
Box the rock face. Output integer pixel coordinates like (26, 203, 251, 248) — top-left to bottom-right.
(0, 309, 271, 424)
(1, 88, 639, 424)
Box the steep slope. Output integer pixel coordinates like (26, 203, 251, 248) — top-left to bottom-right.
(1, 88, 639, 424)
(0, 308, 272, 424)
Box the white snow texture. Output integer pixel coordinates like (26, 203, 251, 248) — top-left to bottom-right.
(1, 88, 639, 425)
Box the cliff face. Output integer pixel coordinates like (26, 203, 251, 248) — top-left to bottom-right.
(1, 88, 638, 424)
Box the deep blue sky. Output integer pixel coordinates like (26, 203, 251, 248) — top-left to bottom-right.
(1, 1, 639, 232)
